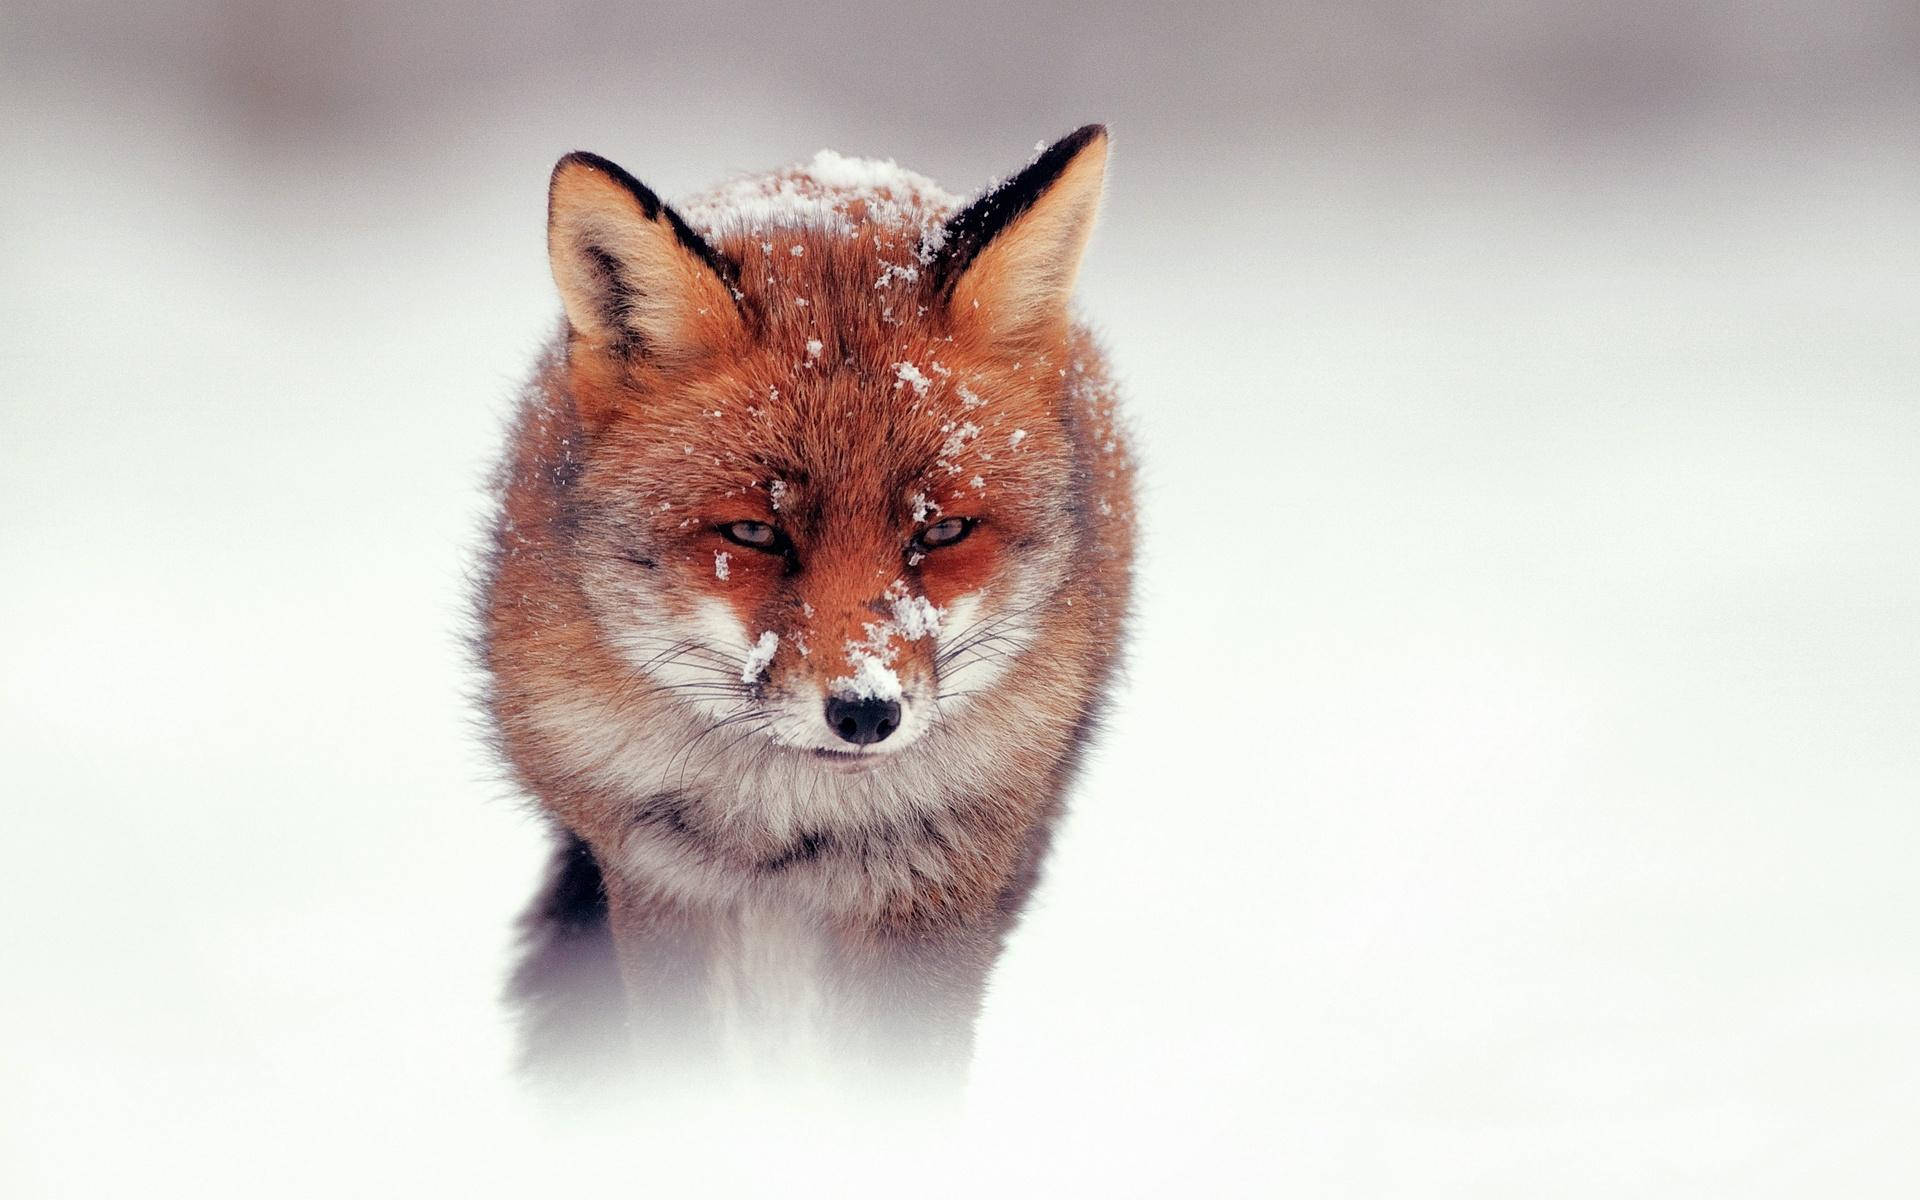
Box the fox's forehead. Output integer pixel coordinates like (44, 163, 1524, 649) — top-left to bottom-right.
(596, 156, 1060, 514)
(654, 346, 1050, 521)
(705, 222, 951, 361)
(680, 152, 963, 358)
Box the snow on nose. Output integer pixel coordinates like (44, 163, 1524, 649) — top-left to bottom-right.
(822, 581, 943, 703)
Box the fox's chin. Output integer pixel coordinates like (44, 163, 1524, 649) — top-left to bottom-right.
(805, 746, 891, 771)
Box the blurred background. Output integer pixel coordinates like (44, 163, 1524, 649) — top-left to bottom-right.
(3, 2, 1916, 1195)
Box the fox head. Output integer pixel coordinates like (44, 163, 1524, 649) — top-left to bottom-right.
(541, 127, 1111, 767)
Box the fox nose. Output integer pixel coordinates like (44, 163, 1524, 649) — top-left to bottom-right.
(824, 696, 901, 745)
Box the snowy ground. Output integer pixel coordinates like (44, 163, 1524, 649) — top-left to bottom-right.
(3, 54, 1918, 1198)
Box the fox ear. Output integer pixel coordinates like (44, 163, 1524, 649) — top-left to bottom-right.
(547, 151, 743, 363)
(932, 125, 1109, 347)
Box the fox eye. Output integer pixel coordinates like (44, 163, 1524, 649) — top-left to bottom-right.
(720, 521, 787, 552)
(916, 517, 973, 550)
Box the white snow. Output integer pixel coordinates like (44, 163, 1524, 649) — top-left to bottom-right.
(886, 585, 942, 640)
(939, 421, 981, 460)
(874, 261, 918, 289)
(804, 338, 823, 361)
(799, 148, 934, 195)
(768, 479, 789, 511)
(892, 361, 931, 396)
(713, 550, 730, 580)
(680, 148, 959, 239)
(1009, 428, 1028, 448)
(740, 630, 778, 683)
(828, 650, 903, 702)
(683, 175, 853, 235)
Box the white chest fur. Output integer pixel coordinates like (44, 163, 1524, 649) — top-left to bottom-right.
(708, 900, 838, 1079)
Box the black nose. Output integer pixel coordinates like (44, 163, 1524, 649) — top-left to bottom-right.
(824, 696, 901, 745)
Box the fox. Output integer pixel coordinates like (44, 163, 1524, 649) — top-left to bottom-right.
(478, 124, 1135, 1091)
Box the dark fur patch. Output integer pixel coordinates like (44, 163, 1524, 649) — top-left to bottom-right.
(580, 242, 640, 356)
(928, 124, 1106, 299)
(631, 790, 836, 874)
(505, 833, 627, 1088)
(537, 832, 609, 930)
(631, 790, 704, 845)
(760, 828, 834, 872)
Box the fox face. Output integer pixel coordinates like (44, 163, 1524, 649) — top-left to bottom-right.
(571, 353, 1072, 763)
(544, 130, 1114, 771)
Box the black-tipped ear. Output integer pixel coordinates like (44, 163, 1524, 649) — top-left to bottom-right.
(930, 125, 1109, 346)
(547, 152, 743, 362)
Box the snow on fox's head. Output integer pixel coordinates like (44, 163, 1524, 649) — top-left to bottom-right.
(548, 127, 1109, 763)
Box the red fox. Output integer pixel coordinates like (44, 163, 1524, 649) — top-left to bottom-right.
(479, 126, 1134, 1088)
